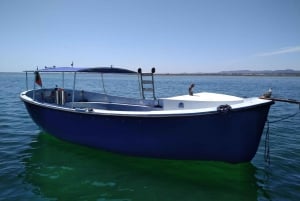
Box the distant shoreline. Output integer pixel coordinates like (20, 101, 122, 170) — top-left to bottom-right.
(158, 69, 300, 76)
(1, 70, 300, 77)
(157, 73, 300, 77)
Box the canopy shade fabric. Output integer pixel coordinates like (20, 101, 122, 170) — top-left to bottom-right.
(25, 67, 136, 74)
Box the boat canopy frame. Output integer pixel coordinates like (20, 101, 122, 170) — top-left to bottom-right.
(24, 66, 137, 74)
(24, 66, 157, 104)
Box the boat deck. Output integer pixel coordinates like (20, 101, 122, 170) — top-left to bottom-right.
(22, 88, 272, 115)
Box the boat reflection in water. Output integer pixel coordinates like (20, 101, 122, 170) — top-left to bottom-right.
(24, 133, 259, 201)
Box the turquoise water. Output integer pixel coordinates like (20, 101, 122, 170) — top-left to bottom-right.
(0, 72, 300, 201)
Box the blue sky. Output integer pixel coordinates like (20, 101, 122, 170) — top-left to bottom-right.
(0, 0, 299, 73)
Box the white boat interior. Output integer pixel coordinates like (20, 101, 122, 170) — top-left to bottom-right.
(23, 88, 270, 115)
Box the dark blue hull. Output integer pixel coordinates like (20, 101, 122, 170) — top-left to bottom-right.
(23, 101, 272, 163)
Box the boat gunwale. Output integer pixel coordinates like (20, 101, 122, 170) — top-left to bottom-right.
(20, 90, 274, 118)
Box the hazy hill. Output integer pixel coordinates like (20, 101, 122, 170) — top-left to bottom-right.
(217, 69, 300, 76)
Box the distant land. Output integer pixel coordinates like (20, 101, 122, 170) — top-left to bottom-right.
(0, 69, 299, 76)
(218, 69, 300, 76)
(160, 69, 300, 76)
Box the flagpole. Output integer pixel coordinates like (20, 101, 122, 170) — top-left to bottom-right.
(25, 71, 28, 90)
(33, 72, 36, 100)
(71, 72, 76, 108)
(62, 72, 65, 88)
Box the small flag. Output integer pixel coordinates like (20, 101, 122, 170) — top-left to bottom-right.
(71, 61, 74, 67)
(34, 71, 42, 87)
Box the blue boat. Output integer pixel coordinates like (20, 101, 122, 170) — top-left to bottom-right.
(20, 66, 274, 163)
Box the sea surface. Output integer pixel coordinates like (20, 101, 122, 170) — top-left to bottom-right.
(0, 72, 299, 201)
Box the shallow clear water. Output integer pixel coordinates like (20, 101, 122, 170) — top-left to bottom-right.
(0, 72, 299, 201)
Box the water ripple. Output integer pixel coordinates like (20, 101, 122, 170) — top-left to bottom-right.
(1, 73, 300, 201)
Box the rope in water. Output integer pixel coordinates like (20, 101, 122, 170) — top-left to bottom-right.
(264, 106, 300, 165)
(264, 121, 271, 165)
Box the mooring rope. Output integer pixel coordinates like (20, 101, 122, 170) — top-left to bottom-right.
(264, 106, 300, 164)
(264, 120, 271, 164)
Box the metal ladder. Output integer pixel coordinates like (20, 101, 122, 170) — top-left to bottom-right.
(138, 68, 156, 100)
